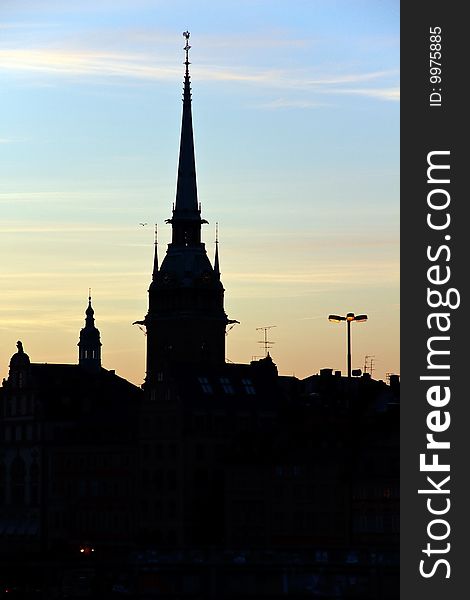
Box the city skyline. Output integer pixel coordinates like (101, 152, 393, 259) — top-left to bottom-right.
(0, 0, 399, 384)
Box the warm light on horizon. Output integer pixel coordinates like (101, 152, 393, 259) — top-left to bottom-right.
(0, 1, 399, 385)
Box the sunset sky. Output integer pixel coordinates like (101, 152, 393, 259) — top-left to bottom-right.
(0, 0, 399, 384)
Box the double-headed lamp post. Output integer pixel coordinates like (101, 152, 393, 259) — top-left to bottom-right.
(328, 312, 368, 378)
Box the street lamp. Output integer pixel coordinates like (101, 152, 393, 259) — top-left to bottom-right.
(328, 312, 368, 378)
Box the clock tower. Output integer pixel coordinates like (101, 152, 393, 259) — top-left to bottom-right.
(142, 32, 229, 386)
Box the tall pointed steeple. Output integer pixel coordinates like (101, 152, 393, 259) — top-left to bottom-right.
(143, 32, 228, 386)
(152, 223, 159, 279)
(167, 31, 208, 247)
(174, 31, 199, 216)
(214, 222, 220, 280)
(78, 292, 102, 371)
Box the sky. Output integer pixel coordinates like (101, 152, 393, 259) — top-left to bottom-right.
(0, 0, 399, 385)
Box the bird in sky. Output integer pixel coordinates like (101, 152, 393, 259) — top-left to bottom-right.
(139, 222, 148, 226)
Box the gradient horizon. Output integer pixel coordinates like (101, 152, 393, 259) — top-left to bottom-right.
(0, 0, 399, 385)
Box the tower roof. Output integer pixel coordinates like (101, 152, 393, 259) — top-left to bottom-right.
(9, 340, 30, 368)
(79, 294, 102, 347)
(174, 31, 199, 219)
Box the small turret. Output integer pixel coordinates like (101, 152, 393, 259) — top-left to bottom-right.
(78, 292, 102, 371)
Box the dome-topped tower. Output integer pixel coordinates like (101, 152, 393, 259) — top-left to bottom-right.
(8, 340, 31, 390)
(9, 340, 31, 368)
(78, 293, 102, 371)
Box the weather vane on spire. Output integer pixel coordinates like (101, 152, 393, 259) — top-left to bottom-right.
(183, 31, 191, 66)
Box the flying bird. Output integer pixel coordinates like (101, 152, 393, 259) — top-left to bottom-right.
(139, 222, 148, 226)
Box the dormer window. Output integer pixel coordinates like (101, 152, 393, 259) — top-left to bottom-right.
(220, 377, 234, 394)
(198, 376, 213, 394)
(242, 378, 256, 395)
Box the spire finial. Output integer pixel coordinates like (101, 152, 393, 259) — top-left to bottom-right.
(88, 287, 92, 303)
(183, 31, 191, 72)
(215, 221, 219, 244)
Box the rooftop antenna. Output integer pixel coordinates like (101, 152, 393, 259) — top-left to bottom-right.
(363, 355, 375, 378)
(256, 325, 276, 357)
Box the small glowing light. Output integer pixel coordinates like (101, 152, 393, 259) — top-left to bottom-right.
(328, 314, 345, 323)
(355, 314, 368, 322)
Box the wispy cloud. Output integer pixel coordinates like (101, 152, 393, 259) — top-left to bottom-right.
(0, 224, 135, 234)
(331, 86, 400, 101)
(259, 98, 330, 110)
(0, 45, 399, 101)
(227, 263, 399, 286)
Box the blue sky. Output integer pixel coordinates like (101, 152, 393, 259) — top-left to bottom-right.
(0, 0, 399, 383)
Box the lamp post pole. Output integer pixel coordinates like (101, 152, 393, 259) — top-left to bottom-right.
(347, 317, 352, 378)
(328, 312, 368, 378)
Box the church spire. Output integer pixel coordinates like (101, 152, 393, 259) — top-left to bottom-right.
(214, 222, 220, 279)
(143, 33, 228, 385)
(152, 223, 159, 279)
(78, 291, 102, 371)
(174, 31, 199, 217)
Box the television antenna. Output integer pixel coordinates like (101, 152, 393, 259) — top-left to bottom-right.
(363, 355, 375, 378)
(256, 325, 276, 357)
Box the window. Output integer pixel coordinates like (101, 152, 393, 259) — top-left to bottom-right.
(11, 457, 26, 506)
(220, 377, 234, 394)
(0, 461, 5, 505)
(195, 444, 206, 460)
(30, 462, 39, 506)
(242, 378, 256, 395)
(198, 376, 213, 394)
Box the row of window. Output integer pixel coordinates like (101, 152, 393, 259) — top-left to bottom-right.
(72, 510, 130, 533)
(0, 457, 40, 506)
(2, 393, 34, 416)
(142, 443, 178, 461)
(140, 498, 178, 520)
(79, 349, 99, 360)
(56, 453, 132, 470)
(198, 377, 256, 395)
(76, 478, 131, 498)
(353, 514, 400, 533)
(353, 485, 399, 500)
(2, 423, 38, 442)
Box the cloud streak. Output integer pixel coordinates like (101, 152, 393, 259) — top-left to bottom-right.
(0, 46, 399, 101)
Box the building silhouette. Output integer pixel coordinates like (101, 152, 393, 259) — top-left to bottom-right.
(0, 34, 398, 598)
